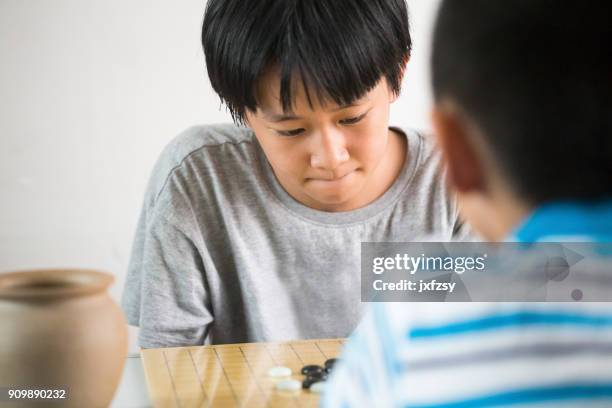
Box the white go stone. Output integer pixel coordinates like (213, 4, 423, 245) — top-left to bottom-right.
(310, 382, 326, 394)
(267, 366, 292, 378)
(275, 379, 301, 392)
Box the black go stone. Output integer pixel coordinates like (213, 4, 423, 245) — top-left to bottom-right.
(306, 372, 328, 382)
(301, 364, 324, 376)
(324, 358, 338, 373)
(302, 377, 324, 390)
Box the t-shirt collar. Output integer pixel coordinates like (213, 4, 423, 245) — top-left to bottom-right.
(509, 198, 612, 242)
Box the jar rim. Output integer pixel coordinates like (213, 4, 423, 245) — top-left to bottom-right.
(0, 269, 114, 299)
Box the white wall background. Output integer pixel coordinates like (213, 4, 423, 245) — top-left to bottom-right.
(0, 0, 441, 353)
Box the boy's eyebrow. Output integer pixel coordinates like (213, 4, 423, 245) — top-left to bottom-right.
(262, 101, 367, 122)
(263, 112, 302, 122)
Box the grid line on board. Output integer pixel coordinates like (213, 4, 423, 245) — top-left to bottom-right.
(187, 349, 210, 407)
(213, 347, 240, 407)
(162, 350, 183, 408)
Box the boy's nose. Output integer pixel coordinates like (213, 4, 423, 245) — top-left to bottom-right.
(310, 129, 349, 171)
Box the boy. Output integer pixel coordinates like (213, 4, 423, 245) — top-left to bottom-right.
(324, 0, 612, 406)
(120, 0, 469, 349)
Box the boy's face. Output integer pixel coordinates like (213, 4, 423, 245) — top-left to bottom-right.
(246, 69, 403, 212)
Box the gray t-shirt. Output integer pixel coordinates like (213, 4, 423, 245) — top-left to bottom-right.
(121, 124, 469, 348)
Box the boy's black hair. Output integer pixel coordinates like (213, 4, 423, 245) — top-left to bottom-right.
(432, 0, 612, 205)
(202, 0, 411, 125)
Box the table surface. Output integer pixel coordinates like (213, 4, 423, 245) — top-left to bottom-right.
(133, 338, 345, 408)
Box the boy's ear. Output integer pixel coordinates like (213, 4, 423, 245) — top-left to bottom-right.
(431, 102, 485, 193)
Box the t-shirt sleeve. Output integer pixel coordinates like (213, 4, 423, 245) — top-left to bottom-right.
(321, 304, 399, 407)
(121, 170, 214, 349)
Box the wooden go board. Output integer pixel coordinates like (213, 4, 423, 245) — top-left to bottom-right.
(141, 338, 346, 408)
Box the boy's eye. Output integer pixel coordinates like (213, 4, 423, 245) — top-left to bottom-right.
(339, 112, 367, 125)
(276, 128, 305, 137)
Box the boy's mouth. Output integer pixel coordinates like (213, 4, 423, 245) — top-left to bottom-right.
(307, 168, 358, 182)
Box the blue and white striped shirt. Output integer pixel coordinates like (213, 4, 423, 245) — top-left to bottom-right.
(322, 200, 612, 407)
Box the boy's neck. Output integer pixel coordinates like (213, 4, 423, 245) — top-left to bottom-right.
(493, 198, 532, 241)
(476, 187, 533, 241)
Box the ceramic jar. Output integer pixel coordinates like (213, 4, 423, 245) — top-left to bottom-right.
(0, 269, 128, 408)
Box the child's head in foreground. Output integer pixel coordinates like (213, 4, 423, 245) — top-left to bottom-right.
(431, 0, 612, 240)
(202, 0, 411, 212)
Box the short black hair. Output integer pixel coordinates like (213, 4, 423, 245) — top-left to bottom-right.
(202, 0, 411, 125)
(432, 0, 612, 205)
